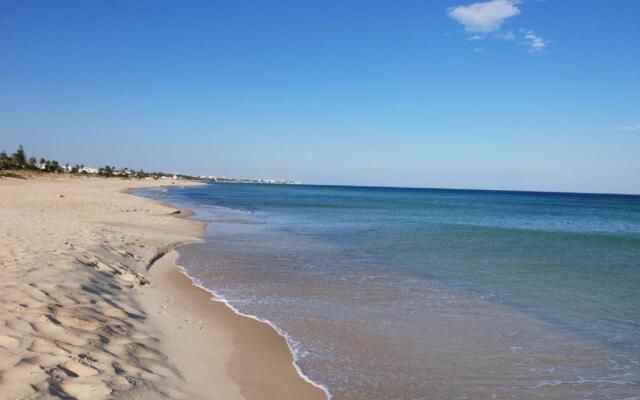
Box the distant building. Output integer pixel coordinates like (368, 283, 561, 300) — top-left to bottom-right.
(80, 166, 99, 174)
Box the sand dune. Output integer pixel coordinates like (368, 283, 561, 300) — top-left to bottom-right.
(0, 175, 325, 400)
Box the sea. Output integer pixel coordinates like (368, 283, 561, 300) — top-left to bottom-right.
(136, 183, 640, 399)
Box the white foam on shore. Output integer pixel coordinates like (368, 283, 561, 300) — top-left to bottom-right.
(173, 253, 333, 400)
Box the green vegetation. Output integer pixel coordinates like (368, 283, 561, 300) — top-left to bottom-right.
(0, 145, 42, 171)
(0, 144, 202, 181)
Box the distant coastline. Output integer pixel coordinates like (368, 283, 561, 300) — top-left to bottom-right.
(1, 143, 302, 185)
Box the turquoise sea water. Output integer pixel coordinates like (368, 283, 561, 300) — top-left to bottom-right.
(138, 184, 640, 399)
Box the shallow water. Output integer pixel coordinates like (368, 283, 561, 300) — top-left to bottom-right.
(138, 184, 640, 399)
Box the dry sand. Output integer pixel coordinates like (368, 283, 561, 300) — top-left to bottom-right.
(0, 174, 326, 400)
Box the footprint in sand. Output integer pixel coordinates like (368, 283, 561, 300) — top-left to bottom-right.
(0, 362, 48, 398)
(56, 314, 102, 331)
(0, 334, 20, 350)
(62, 359, 100, 377)
(61, 381, 111, 400)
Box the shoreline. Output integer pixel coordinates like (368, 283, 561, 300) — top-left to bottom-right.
(0, 175, 326, 400)
(131, 185, 333, 400)
(129, 186, 331, 399)
(129, 185, 332, 398)
(169, 251, 333, 399)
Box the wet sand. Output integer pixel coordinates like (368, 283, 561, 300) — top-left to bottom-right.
(0, 174, 325, 400)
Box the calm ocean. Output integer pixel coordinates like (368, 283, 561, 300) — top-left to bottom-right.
(137, 183, 640, 399)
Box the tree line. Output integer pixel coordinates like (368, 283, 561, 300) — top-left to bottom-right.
(0, 144, 153, 178)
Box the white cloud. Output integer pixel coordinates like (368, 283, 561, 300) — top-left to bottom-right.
(522, 30, 547, 52)
(448, 2, 550, 54)
(448, 0, 521, 33)
(619, 124, 640, 133)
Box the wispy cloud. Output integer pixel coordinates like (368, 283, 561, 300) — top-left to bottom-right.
(448, 0, 521, 33)
(619, 124, 640, 133)
(522, 30, 548, 52)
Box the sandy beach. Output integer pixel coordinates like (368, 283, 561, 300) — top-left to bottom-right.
(0, 174, 326, 400)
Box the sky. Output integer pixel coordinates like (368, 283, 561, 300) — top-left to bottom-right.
(1, 0, 639, 194)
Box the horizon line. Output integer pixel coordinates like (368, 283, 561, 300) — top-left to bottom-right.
(213, 180, 640, 198)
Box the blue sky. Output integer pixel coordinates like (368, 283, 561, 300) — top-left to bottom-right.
(1, 0, 639, 193)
